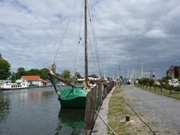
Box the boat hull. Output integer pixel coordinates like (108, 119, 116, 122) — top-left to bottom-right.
(0, 87, 28, 91)
(57, 87, 87, 109)
(59, 97, 86, 109)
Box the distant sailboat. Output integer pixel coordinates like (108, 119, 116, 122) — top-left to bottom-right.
(49, 0, 90, 109)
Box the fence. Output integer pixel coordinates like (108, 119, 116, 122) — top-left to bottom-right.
(136, 84, 180, 100)
(84, 81, 115, 134)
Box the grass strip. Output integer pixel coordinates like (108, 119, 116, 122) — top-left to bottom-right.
(108, 86, 131, 135)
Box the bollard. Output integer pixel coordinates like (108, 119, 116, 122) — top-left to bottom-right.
(125, 116, 130, 122)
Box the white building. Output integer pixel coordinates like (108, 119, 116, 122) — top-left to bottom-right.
(21, 76, 46, 87)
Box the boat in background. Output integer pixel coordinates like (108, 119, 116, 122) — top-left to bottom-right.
(0, 80, 29, 90)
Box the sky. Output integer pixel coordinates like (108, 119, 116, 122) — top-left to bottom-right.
(0, 0, 180, 77)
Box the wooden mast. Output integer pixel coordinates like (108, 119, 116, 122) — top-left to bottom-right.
(84, 0, 88, 87)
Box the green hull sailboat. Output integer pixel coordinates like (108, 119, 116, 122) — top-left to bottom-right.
(57, 87, 87, 108)
(48, 74, 88, 109)
(49, 0, 90, 109)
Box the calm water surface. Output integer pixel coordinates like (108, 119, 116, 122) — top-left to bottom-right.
(0, 87, 85, 135)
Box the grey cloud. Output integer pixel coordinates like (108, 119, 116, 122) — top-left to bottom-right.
(0, 0, 180, 77)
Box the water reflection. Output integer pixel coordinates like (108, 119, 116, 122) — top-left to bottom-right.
(0, 93, 10, 122)
(0, 88, 85, 135)
(29, 90, 54, 101)
(55, 109, 85, 135)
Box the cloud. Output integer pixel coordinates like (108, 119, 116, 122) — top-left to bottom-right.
(145, 29, 167, 38)
(0, 0, 180, 77)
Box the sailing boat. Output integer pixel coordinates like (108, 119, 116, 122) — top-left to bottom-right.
(48, 0, 90, 109)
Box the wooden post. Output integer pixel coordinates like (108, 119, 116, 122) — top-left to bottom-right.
(99, 83, 103, 105)
(84, 82, 115, 133)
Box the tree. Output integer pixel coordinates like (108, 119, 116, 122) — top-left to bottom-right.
(61, 70, 71, 81)
(162, 76, 172, 81)
(138, 78, 154, 86)
(11, 72, 17, 83)
(40, 68, 49, 80)
(16, 67, 26, 79)
(15, 67, 49, 80)
(161, 76, 172, 85)
(27, 69, 40, 75)
(0, 56, 11, 80)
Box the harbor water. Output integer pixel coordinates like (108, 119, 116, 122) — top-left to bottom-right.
(0, 87, 85, 135)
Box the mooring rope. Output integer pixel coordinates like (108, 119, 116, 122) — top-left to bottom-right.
(95, 111, 117, 135)
(125, 101, 157, 135)
(96, 102, 157, 135)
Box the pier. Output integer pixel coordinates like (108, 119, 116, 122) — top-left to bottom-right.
(85, 81, 115, 134)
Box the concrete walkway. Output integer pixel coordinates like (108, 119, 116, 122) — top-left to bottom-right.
(123, 85, 180, 135)
(91, 88, 115, 135)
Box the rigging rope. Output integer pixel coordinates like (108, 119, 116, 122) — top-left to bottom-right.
(52, 0, 78, 65)
(51, 0, 103, 77)
(28, 15, 65, 67)
(87, 5, 103, 77)
(73, 0, 84, 74)
(53, 19, 70, 64)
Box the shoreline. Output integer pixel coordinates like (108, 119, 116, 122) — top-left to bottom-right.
(91, 87, 116, 135)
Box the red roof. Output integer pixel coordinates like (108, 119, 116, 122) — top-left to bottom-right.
(21, 76, 41, 81)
